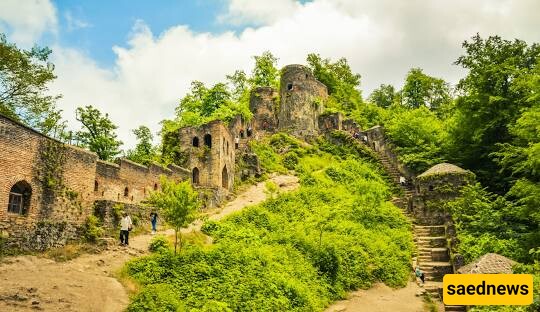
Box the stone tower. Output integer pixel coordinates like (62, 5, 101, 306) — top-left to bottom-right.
(278, 64, 328, 137)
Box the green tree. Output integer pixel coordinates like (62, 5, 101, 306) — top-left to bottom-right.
(385, 107, 448, 172)
(0, 33, 65, 137)
(75, 105, 123, 161)
(448, 34, 540, 192)
(145, 177, 200, 254)
(401, 68, 451, 111)
(251, 51, 279, 88)
(369, 84, 396, 108)
(306, 53, 362, 113)
(126, 125, 157, 165)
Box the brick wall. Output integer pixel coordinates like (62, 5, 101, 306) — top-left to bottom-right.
(0, 115, 188, 250)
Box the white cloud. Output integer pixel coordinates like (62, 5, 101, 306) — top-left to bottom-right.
(219, 0, 301, 25)
(0, 0, 57, 46)
(4, 0, 540, 149)
(65, 11, 91, 32)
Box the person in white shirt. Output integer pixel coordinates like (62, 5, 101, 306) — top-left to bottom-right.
(399, 176, 407, 186)
(119, 212, 133, 246)
(234, 136, 240, 149)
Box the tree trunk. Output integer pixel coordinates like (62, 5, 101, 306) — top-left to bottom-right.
(174, 227, 178, 255)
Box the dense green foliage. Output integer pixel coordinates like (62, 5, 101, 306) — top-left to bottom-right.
(0, 33, 65, 137)
(359, 34, 540, 265)
(384, 107, 448, 173)
(74, 105, 123, 161)
(126, 135, 413, 311)
(401, 68, 452, 112)
(307, 53, 363, 113)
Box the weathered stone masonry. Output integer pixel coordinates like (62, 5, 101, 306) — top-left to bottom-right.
(0, 115, 188, 249)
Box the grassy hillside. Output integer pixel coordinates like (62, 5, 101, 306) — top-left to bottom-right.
(125, 134, 414, 311)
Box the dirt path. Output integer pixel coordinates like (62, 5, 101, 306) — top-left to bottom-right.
(0, 175, 299, 312)
(325, 282, 426, 312)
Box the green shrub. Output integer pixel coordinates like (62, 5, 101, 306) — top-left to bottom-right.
(128, 284, 184, 312)
(149, 235, 171, 253)
(84, 215, 103, 243)
(283, 151, 299, 170)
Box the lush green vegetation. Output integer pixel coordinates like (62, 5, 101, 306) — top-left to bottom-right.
(125, 134, 413, 311)
(354, 34, 540, 267)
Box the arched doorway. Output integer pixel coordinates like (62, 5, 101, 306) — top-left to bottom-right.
(8, 180, 32, 215)
(222, 166, 228, 189)
(192, 167, 200, 185)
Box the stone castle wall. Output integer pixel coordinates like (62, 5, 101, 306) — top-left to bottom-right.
(0, 115, 188, 249)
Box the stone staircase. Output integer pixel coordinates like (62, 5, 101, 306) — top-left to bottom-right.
(353, 135, 465, 312)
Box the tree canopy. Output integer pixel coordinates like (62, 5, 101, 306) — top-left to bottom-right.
(126, 125, 157, 166)
(0, 33, 65, 137)
(75, 105, 123, 161)
(307, 53, 363, 113)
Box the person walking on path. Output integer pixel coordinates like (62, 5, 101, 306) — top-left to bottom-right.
(119, 212, 133, 246)
(150, 211, 158, 234)
(415, 267, 425, 285)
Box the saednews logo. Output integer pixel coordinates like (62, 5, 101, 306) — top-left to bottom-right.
(443, 274, 534, 305)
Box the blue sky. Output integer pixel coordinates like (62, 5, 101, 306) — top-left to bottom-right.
(54, 0, 233, 66)
(1, 0, 539, 148)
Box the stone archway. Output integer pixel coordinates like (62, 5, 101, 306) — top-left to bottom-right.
(221, 166, 228, 189)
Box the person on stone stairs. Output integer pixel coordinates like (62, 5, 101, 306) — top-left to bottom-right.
(415, 266, 425, 286)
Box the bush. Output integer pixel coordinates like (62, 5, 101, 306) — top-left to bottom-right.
(84, 215, 103, 243)
(283, 151, 299, 170)
(128, 284, 184, 312)
(149, 235, 171, 253)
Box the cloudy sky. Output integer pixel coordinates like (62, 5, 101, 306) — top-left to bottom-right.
(1, 0, 539, 148)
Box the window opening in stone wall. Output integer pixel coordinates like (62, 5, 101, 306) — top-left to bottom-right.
(7, 181, 31, 215)
(227, 141, 229, 155)
(204, 134, 212, 148)
(222, 137, 225, 153)
(222, 166, 228, 189)
(94, 180, 99, 192)
(305, 74, 308, 79)
(192, 137, 199, 147)
(124, 187, 129, 197)
(154, 183, 158, 191)
(192, 167, 200, 185)
(428, 185, 434, 192)
(287, 83, 293, 91)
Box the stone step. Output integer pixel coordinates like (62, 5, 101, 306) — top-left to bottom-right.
(415, 225, 446, 236)
(416, 236, 447, 248)
(445, 305, 466, 312)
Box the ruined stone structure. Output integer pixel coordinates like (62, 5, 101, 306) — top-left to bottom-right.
(0, 115, 189, 249)
(318, 112, 343, 132)
(177, 120, 235, 207)
(278, 65, 328, 137)
(250, 87, 279, 134)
